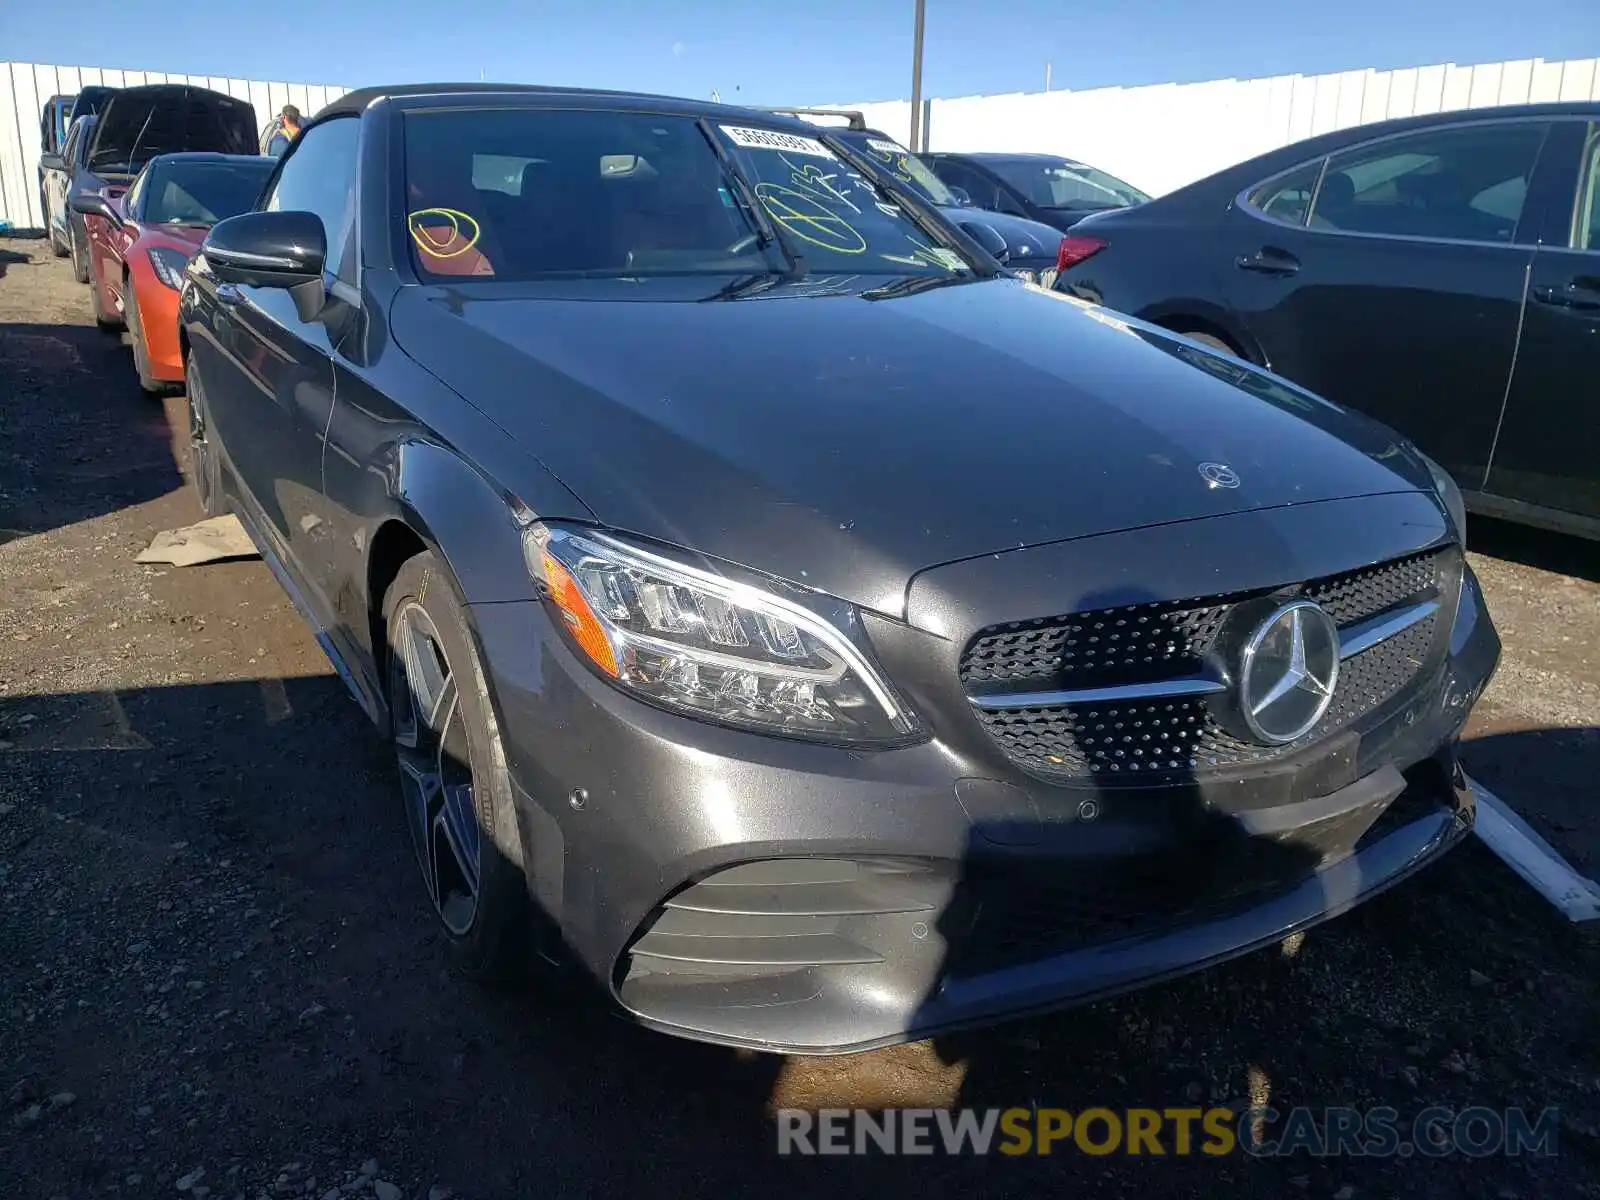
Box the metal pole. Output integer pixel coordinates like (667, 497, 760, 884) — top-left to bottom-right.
(909, 0, 926, 151)
(1045, 60, 1052, 92)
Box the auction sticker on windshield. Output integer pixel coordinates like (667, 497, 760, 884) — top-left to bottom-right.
(720, 126, 835, 158)
(867, 138, 908, 156)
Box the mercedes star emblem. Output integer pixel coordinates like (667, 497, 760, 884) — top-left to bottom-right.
(1198, 462, 1240, 489)
(1238, 600, 1340, 744)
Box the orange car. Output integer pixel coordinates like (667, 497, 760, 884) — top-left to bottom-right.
(80, 152, 275, 393)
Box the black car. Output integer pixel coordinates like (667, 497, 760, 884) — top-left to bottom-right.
(181, 83, 1498, 1054)
(929, 151, 1152, 232)
(1053, 103, 1600, 541)
(763, 109, 1065, 279)
(43, 84, 257, 285)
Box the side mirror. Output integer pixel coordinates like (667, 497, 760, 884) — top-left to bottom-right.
(947, 185, 971, 206)
(40, 152, 65, 172)
(959, 220, 1010, 265)
(203, 211, 328, 320)
(70, 190, 122, 225)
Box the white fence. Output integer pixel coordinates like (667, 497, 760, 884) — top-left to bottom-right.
(837, 56, 1600, 198)
(0, 62, 350, 232)
(4, 55, 1598, 230)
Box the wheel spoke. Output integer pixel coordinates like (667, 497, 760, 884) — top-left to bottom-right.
(389, 601, 481, 936)
(399, 612, 453, 732)
(396, 753, 442, 909)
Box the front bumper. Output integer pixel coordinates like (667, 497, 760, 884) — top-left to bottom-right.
(472, 524, 1499, 1055)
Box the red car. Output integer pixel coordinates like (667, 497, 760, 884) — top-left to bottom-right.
(77, 153, 275, 392)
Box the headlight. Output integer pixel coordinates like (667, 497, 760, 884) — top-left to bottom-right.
(1419, 450, 1467, 545)
(525, 524, 918, 745)
(148, 246, 192, 290)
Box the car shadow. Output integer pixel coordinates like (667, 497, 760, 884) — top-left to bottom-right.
(1, 676, 1596, 1196)
(1467, 514, 1600, 584)
(0, 247, 32, 280)
(1461, 725, 1600, 878)
(0, 320, 181, 544)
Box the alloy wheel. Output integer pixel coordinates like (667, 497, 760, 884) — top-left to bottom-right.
(389, 601, 482, 936)
(186, 376, 218, 513)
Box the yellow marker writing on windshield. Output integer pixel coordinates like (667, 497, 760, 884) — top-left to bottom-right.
(755, 184, 867, 254)
(407, 208, 482, 259)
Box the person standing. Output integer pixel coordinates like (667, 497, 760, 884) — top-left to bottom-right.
(261, 105, 303, 157)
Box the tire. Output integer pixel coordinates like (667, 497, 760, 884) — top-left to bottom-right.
(70, 223, 89, 284)
(384, 551, 531, 980)
(185, 358, 226, 518)
(126, 285, 164, 394)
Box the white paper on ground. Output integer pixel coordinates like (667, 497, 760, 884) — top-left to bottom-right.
(135, 514, 258, 567)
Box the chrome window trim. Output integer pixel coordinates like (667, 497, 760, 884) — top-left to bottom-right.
(1570, 123, 1600, 253)
(1236, 113, 1582, 250)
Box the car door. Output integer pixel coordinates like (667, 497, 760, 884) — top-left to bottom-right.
(1483, 120, 1600, 525)
(105, 168, 149, 309)
(195, 116, 361, 619)
(86, 185, 132, 303)
(1219, 118, 1551, 492)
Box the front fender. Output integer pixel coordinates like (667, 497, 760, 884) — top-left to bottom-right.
(385, 439, 545, 605)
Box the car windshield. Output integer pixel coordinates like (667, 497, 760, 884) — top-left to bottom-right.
(401, 107, 975, 282)
(986, 157, 1150, 210)
(837, 132, 963, 207)
(143, 159, 275, 226)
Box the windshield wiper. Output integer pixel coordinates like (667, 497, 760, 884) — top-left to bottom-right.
(821, 133, 1000, 280)
(701, 272, 783, 303)
(861, 273, 979, 302)
(695, 118, 808, 282)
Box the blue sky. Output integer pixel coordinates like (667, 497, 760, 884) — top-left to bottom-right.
(10, 0, 1599, 105)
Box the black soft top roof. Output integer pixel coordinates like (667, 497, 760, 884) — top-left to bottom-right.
(312, 83, 828, 134)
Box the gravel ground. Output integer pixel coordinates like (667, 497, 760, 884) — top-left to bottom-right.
(1, 236, 1597, 1199)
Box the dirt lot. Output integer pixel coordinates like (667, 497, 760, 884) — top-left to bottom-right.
(1, 236, 1597, 1199)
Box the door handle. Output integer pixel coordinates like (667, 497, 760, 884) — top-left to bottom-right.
(1235, 247, 1301, 276)
(1531, 278, 1600, 311)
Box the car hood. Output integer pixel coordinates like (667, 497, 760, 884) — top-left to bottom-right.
(87, 86, 256, 176)
(939, 207, 1060, 263)
(390, 277, 1434, 618)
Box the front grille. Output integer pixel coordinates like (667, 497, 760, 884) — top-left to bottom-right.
(960, 599, 1232, 688)
(961, 548, 1445, 690)
(962, 548, 1452, 786)
(1303, 551, 1442, 626)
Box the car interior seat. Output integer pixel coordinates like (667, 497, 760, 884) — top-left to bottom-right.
(1311, 170, 1357, 229)
(504, 157, 624, 274)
